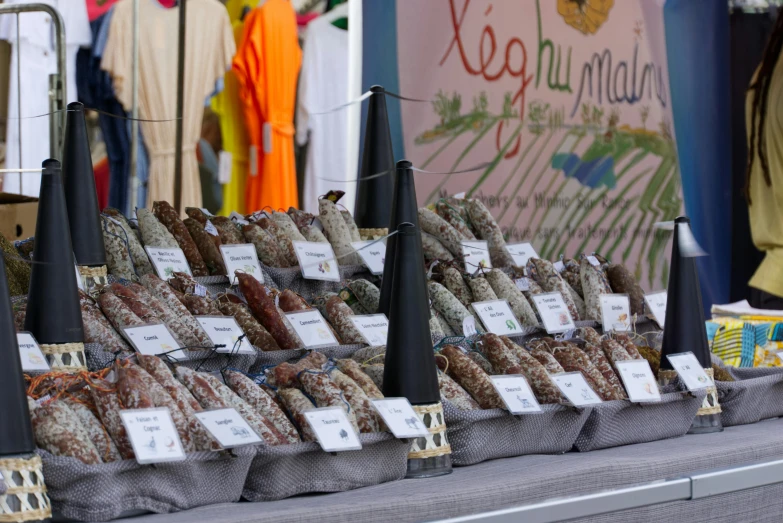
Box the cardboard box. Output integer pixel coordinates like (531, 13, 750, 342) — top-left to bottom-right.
(0, 192, 38, 240)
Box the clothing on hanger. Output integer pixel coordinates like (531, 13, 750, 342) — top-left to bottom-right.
(0, 0, 91, 197)
(101, 0, 235, 211)
(233, 0, 302, 213)
(296, 14, 352, 214)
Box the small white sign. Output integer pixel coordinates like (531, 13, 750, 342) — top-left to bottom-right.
(351, 240, 386, 275)
(506, 242, 538, 268)
(122, 324, 187, 360)
(217, 151, 233, 184)
(666, 352, 713, 391)
(461, 240, 492, 273)
(196, 316, 255, 354)
(489, 375, 542, 414)
(515, 277, 530, 291)
(120, 408, 187, 464)
(471, 300, 524, 335)
(229, 212, 250, 225)
(587, 255, 601, 266)
(462, 315, 478, 337)
(304, 407, 362, 452)
(204, 220, 219, 237)
(371, 398, 430, 438)
(220, 244, 263, 285)
(644, 291, 668, 327)
(350, 314, 389, 346)
(145, 246, 192, 279)
(453, 192, 466, 199)
(551, 372, 603, 406)
(200, 208, 214, 217)
(194, 408, 263, 448)
(531, 292, 576, 334)
(292, 241, 340, 282)
(16, 332, 50, 372)
(599, 294, 631, 333)
(553, 260, 565, 273)
(75, 264, 84, 291)
(614, 360, 661, 403)
(284, 310, 339, 348)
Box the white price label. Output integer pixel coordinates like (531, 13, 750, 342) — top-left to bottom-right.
(599, 294, 631, 333)
(16, 332, 50, 372)
(120, 408, 186, 464)
(304, 407, 362, 452)
(515, 277, 530, 291)
(614, 360, 661, 402)
(553, 260, 565, 273)
(506, 242, 538, 268)
(220, 244, 263, 285)
(350, 314, 389, 346)
(292, 241, 340, 282)
(284, 310, 339, 348)
(196, 316, 255, 354)
(453, 192, 466, 199)
(122, 324, 187, 360)
(371, 398, 430, 438)
(471, 299, 524, 335)
(204, 220, 219, 237)
(461, 241, 492, 274)
(462, 315, 478, 337)
(644, 291, 667, 327)
(666, 352, 713, 391)
(551, 372, 603, 406)
(490, 375, 542, 414)
(351, 240, 386, 275)
(145, 246, 192, 279)
(229, 211, 250, 225)
(587, 255, 601, 266)
(194, 408, 263, 448)
(531, 292, 576, 334)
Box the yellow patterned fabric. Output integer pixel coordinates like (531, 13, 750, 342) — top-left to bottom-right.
(708, 316, 783, 368)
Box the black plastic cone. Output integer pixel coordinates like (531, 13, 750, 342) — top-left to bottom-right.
(383, 222, 440, 404)
(660, 216, 710, 370)
(62, 102, 106, 266)
(354, 86, 394, 228)
(25, 160, 84, 344)
(0, 251, 35, 456)
(378, 160, 421, 316)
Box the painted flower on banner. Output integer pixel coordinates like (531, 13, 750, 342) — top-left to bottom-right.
(557, 0, 614, 35)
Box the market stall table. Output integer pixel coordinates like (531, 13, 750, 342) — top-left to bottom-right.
(112, 417, 783, 523)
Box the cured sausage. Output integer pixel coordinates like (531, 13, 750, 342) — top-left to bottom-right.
(211, 216, 245, 245)
(61, 396, 121, 462)
(217, 301, 281, 351)
(600, 339, 633, 370)
(140, 274, 212, 347)
(580, 257, 613, 322)
(336, 359, 383, 399)
(340, 210, 362, 243)
(479, 333, 522, 374)
(31, 399, 103, 464)
(582, 343, 627, 399)
(101, 215, 137, 281)
(438, 371, 481, 410)
(613, 333, 643, 359)
(278, 289, 310, 312)
(185, 207, 209, 226)
(319, 198, 361, 266)
(527, 258, 581, 321)
(137, 355, 202, 414)
(468, 276, 498, 302)
(278, 388, 317, 442)
(238, 273, 300, 350)
(298, 370, 360, 433)
(429, 281, 484, 334)
(441, 267, 473, 308)
(464, 199, 514, 267)
(110, 283, 161, 325)
(485, 269, 539, 327)
(606, 264, 645, 316)
(80, 300, 133, 355)
(272, 211, 307, 243)
(137, 208, 178, 248)
(329, 369, 380, 433)
(418, 207, 465, 257)
(103, 208, 156, 277)
(184, 218, 227, 276)
(421, 232, 454, 262)
(440, 344, 504, 409)
(98, 291, 145, 332)
(435, 200, 476, 240)
(90, 378, 134, 459)
(552, 345, 621, 401)
(258, 217, 299, 267)
(153, 201, 208, 276)
(242, 223, 290, 268)
(500, 337, 566, 404)
(180, 294, 223, 317)
(347, 279, 380, 314)
(224, 370, 300, 443)
(268, 351, 329, 388)
(324, 295, 365, 344)
(127, 282, 202, 348)
(530, 347, 565, 374)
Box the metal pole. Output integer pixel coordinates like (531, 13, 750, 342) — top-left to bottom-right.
(129, 0, 140, 214)
(173, 0, 187, 214)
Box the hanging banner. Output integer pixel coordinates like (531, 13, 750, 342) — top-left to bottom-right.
(387, 0, 681, 291)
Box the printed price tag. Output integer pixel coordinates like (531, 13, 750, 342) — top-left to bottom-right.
(551, 372, 603, 406)
(453, 192, 466, 199)
(553, 260, 565, 273)
(614, 360, 661, 402)
(284, 310, 339, 348)
(587, 255, 601, 266)
(194, 283, 208, 297)
(123, 324, 187, 360)
(350, 314, 389, 346)
(204, 220, 219, 237)
(145, 246, 192, 279)
(217, 151, 232, 184)
(304, 407, 362, 452)
(462, 315, 478, 337)
(120, 408, 187, 464)
(599, 294, 631, 333)
(471, 299, 524, 335)
(229, 211, 249, 225)
(220, 244, 263, 285)
(666, 352, 713, 391)
(489, 375, 542, 414)
(16, 332, 50, 372)
(515, 277, 530, 291)
(506, 242, 538, 268)
(461, 240, 492, 274)
(351, 240, 386, 275)
(194, 408, 263, 449)
(196, 316, 255, 354)
(371, 398, 430, 438)
(292, 241, 340, 282)
(644, 291, 667, 327)
(531, 292, 576, 334)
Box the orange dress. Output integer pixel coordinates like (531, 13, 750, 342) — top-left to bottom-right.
(232, 0, 301, 213)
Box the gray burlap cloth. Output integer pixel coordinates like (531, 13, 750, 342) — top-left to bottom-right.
(442, 400, 591, 466)
(260, 263, 375, 302)
(715, 365, 783, 426)
(243, 433, 409, 502)
(39, 447, 255, 522)
(249, 343, 367, 374)
(573, 390, 706, 452)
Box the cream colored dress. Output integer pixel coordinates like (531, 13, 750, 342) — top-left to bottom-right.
(101, 0, 235, 210)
